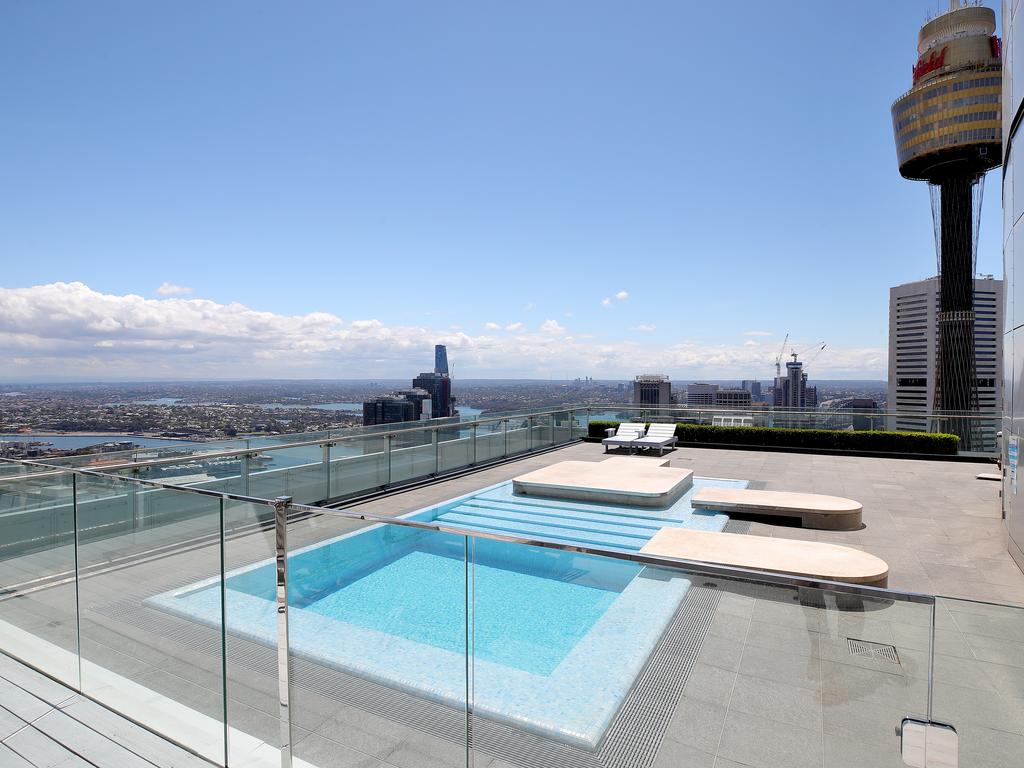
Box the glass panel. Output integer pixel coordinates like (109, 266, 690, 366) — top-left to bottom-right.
(389, 427, 437, 485)
(250, 443, 329, 504)
(285, 512, 469, 767)
(438, 424, 472, 473)
(330, 436, 388, 499)
(932, 597, 1024, 768)
(0, 466, 79, 686)
(75, 474, 226, 765)
(222, 497, 280, 766)
(505, 416, 530, 455)
(551, 409, 572, 444)
(532, 413, 554, 449)
(473, 419, 506, 463)
(470, 537, 932, 768)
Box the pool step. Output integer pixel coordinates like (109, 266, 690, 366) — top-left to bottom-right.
(453, 500, 684, 537)
(435, 512, 646, 551)
(447, 503, 657, 541)
(473, 489, 691, 522)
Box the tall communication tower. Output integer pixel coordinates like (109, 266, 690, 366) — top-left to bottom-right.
(891, 1, 1002, 450)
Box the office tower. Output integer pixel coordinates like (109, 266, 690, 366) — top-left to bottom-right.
(393, 388, 432, 420)
(891, 1, 1002, 449)
(889, 275, 1003, 449)
(741, 380, 763, 401)
(633, 374, 671, 406)
(362, 395, 417, 426)
(413, 372, 453, 418)
(715, 389, 753, 408)
(686, 383, 717, 407)
(434, 344, 449, 376)
(773, 355, 816, 409)
(1003, 0, 1024, 570)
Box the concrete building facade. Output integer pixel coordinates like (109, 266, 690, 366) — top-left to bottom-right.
(887, 275, 1002, 449)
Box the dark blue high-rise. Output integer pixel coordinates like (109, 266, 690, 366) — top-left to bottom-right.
(434, 344, 449, 376)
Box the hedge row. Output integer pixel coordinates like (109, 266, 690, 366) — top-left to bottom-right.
(587, 420, 960, 456)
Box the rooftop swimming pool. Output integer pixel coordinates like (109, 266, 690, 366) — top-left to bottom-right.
(150, 474, 746, 748)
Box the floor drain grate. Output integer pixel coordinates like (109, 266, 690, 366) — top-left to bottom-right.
(848, 638, 900, 664)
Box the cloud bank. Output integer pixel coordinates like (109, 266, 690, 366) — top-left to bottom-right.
(0, 283, 886, 380)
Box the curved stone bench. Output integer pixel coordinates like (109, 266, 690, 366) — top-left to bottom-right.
(692, 488, 862, 531)
(640, 528, 889, 586)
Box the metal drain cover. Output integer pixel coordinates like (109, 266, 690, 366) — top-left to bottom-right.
(848, 638, 900, 664)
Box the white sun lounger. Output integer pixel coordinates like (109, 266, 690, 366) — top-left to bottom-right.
(630, 423, 678, 456)
(602, 422, 646, 453)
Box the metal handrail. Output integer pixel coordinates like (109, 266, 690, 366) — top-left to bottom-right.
(0, 456, 933, 605)
(11, 403, 1000, 475)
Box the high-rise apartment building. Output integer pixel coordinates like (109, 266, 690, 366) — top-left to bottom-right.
(773, 355, 817, 409)
(633, 374, 671, 406)
(413, 372, 454, 419)
(362, 394, 417, 426)
(888, 276, 1002, 449)
(891, 1, 1002, 450)
(434, 344, 449, 376)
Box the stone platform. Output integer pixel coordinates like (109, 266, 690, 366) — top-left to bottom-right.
(512, 457, 693, 507)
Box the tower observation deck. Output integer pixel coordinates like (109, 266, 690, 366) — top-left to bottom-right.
(891, 1, 1002, 450)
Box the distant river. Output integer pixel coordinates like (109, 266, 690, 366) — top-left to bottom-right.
(0, 434, 199, 450)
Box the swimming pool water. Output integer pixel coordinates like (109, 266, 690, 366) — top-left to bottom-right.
(150, 473, 747, 748)
(304, 549, 617, 676)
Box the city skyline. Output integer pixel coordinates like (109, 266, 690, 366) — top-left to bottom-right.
(0, 1, 1003, 380)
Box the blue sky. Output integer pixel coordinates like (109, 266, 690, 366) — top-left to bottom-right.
(0, 1, 1003, 380)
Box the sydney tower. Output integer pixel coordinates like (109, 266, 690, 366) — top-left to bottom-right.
(891, 1, 1002, 450)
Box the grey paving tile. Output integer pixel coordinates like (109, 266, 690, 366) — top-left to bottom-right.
(822, 729, 904, 768)
(681, 662, 737, 708)
(716, 709, 822, 768)
(728, 673, 822, 730)
(0, 704, 27, 741)
(663, 697, 727, 755)
(737, 643, 821, 691)
(0, 678, 53, 723)
(650, 737, 716, 768)
(31, 709, 154, 768)
(3, 725, 93, 768)
(0, 744, 34, 768)
(60, 698, 211, 768)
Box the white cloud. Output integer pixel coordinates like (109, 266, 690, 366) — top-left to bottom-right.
(743, 339, 759, 347)
(540, 319, 566, 335)
(0, 282, 887, 380)
(743, 330, 773, 337)
(523, 302, 535, 311)
(635, 324, 656, 332)
(615, 291, 629, 301)
(155, 282, 193, 296)
(484, 322, 501, 330)
(601, 297, 612, 307)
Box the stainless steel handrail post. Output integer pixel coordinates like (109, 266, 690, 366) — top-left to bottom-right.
(433, 428, 439, 476)
(274, 495, 294, 768)
(321, 443, 332, 500)
(240, 453, 251, 496)
(471, 424, 477, 466)
(386, 434, 394, 487)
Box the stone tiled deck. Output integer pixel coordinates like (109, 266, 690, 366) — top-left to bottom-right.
(1, 441, 1022, 768)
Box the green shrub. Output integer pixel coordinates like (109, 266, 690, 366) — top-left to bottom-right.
(587, 420, 959, 455)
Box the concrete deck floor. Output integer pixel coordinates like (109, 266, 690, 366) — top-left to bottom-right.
(1, 441, 1022, 768)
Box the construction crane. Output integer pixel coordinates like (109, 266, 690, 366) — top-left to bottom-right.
(774, 332, 789, 378)
(790, 341, 827, 366)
